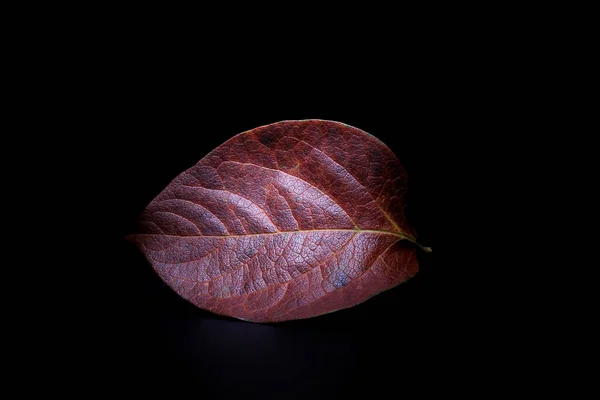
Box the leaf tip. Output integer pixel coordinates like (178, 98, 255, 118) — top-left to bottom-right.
(124, 234, 138, 244)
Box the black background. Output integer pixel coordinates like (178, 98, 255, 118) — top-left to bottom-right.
(93, 72, 444, 396)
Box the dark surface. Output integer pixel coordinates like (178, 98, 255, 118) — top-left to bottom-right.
(97, 83, 443, 395)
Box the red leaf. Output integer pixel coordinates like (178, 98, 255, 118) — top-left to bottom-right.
(129, 120, 427, 322)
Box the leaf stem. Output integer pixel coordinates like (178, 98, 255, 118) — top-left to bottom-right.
(392, 232, 432, 253)
(419, 245, 433, 253)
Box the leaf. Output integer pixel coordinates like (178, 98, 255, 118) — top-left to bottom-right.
(129, 120, 426, 322)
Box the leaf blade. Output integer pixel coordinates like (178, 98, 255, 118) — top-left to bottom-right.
(131, 120, 421, 322)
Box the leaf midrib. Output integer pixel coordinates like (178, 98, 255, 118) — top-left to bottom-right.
(135, 228, 417, 243)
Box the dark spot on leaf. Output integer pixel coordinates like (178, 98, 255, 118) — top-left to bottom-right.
(258, 133, 277, 147)
(332, 271, 350, 288)
(370, 161, 385, 177)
